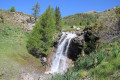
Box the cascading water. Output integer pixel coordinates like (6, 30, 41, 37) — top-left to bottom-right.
(46, 32, 76, 74)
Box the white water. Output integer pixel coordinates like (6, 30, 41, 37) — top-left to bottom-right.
(46, 32, 76, 74)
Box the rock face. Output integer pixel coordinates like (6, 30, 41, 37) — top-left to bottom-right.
(13, 12, 36, 32)
(84, 8, 120, 43)
(53, 33, 64, 47)
(68, 32, 84, 60)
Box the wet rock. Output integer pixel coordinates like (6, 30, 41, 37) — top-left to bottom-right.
(68, 34, 84, 61)
(75, 31, 84, 36)
(53, 33, 63, 47)
(72, 35, 84, 45)
(65, 57, 74, 69)
(46, 48, 55, 72)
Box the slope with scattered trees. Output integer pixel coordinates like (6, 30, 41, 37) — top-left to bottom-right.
(63, 12, 100, 27)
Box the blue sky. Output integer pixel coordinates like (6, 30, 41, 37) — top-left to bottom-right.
(0, 0, 120, 17)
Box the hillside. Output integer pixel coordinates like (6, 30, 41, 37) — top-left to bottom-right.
(63, 11, 100, 27)
(0, 10, 43, 80)
(0, 9, 35, 32)
(63, 7, 119, 28)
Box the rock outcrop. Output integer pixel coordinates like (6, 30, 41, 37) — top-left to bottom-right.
(68, 31, 84, 60)
(84, 8, 120, 43)
(13, 12, 36, 32)
(0, 9, 36, 32)
(53, 33, 63, 47)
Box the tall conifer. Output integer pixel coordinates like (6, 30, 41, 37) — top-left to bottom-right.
(55, 6, 63, 32)
(27, 5, 56, 57)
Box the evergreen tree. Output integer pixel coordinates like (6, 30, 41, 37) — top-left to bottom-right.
(10, 6, 16, 12)
(32, 2, 40, 19)
(27, 5, 56, 57)
(55, 6, 63, 32)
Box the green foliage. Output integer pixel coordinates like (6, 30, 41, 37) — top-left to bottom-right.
(27, 5, 56, 57)
(83, 23, 100, 54)
(63, 13, 99, 26)
(0, 15, 4, 23)
(9, 6, 16, 12)
(115, 6, 120, 18)
(74, 48, 107, 71)
(51, 70, 80, 80)
(89, 40, 120, 79)
(55, 6, 63, 32)
(0, 23, 41, 80)
(32, 2, 40, 18)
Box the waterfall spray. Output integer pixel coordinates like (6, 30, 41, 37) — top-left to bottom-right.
(45, 32, 76, 74)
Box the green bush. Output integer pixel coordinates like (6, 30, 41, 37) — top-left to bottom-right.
(51, 70, 80, 80)
(9, 6, 16, 12)
(0, 15, 4, 23)
(115, 6, 120, 18)
(74, 49, 107, 71)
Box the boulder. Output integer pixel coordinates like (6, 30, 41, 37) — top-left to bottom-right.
(76, 28, 80, 31)
(71, 25, 76, 28)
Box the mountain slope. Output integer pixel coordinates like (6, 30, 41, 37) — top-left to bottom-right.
(63, 12, 100, 27)
(0, 10, 43, 80)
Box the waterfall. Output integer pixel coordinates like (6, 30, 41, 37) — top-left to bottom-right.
(45, 32, 76, 74)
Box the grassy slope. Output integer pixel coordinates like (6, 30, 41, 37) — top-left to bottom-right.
(0, 23, 42, 80)
(90, 40, 120, 80)
(63, 13, 99, 27)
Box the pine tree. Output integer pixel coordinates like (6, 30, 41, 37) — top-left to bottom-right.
(55, 6, 63, 32)
(27, 5, 56, 57)
(32, 2, 40, 19)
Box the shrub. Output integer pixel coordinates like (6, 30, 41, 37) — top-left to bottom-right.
(51, 70, 80, 80)
(0, 15, 4, 23)
(9, 6, 16, 12)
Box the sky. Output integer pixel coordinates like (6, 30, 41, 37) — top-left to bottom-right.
(0, 0, 120, 17)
